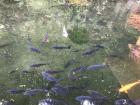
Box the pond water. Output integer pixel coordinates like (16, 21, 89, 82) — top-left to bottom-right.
(0, 0, 140, 105)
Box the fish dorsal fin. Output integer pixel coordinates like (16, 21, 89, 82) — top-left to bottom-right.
(136, 36, 140, 46)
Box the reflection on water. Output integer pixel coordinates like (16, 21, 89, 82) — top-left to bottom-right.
(0, 0, 140, 105)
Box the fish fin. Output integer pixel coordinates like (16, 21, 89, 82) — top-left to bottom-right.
(136, 36, 140, 46)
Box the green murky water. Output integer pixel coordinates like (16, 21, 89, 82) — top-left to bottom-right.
(0, 0, 140, 105)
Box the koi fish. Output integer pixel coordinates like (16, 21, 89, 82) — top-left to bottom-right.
(51, 85, 69, 96)
(44, 70, 64, 75)
(115, 99, 135, 105)
(71, 66, 87, 73)
(75, 96, 93, 102)
(119, 80, 140, 93)
(86, 64, 106, 71)
(30, 63, 48, 68)
(52, 45, 71, 49)
(41, 72, 63, 82)
(38, 98, 67, 105)
(87, 90, 108, 100)
(7, 88, 25, 94)
(0, 43, 11, 48)
(30, 47, 42, 53)
(23, 89, 44, 96)
(82, 49, 96, 56)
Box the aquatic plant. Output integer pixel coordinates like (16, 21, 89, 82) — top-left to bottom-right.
(68, 26, 89, 44)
